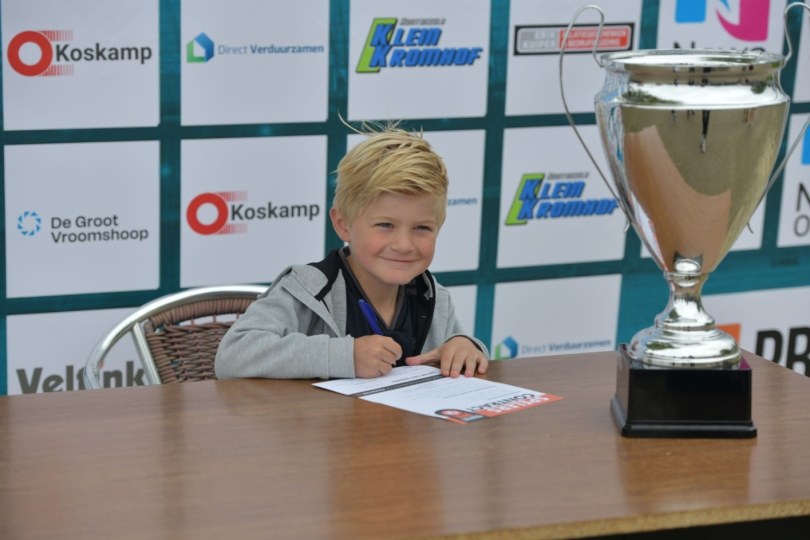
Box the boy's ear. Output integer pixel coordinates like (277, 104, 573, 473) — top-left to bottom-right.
(330, 207, 351, 242)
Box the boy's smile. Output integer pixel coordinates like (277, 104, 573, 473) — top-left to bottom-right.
(331, 193, 440, 302)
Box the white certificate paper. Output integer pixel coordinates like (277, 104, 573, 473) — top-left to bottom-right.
(313, 366, 562, 424)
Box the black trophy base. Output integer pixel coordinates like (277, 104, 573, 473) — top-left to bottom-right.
(610, 345, 756, 438)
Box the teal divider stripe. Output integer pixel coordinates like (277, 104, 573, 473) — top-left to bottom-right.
(161, 0, 181, 294)
(325, 0, 350, 252)
(467, 0, 509, 347)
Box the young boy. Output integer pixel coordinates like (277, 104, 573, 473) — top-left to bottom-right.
(215, 126, 489, 380)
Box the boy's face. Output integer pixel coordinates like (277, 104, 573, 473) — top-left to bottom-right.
(330, 193, 440, 296)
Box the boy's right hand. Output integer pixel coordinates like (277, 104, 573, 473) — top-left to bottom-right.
(353, 335, 402, 378)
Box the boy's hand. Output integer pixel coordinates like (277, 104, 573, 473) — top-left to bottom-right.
(353, 335, 402, 378)
(405, 337, 488, 378)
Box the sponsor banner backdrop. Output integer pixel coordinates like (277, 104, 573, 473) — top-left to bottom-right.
(506, 0, 642, 116)
(347, 129, 484, 273)
(180, 136, 327, 287)
(656, 0, 786, 52)
(5, 141, 160, 297)
(1, 0, 159, 130)
(491, 275, 621, 359)
(348, 0, 490, 120)
(7, 308, 142, 395)
(777, 113, 810, 248)
(446, 285, 477, 339)
(3, 1, 810, 395)
(181, 0, 329, 125)
(498, 125, 626, 268)
(706, 286, 810, 375)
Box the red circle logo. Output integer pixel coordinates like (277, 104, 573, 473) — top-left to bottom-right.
(7, 31, 53, 77)
(187, 193, 228, 235)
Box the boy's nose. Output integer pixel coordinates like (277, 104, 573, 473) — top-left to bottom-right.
(391, 230, 415, 251)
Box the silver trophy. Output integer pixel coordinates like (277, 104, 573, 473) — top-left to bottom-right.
(561, 4, 809, 437)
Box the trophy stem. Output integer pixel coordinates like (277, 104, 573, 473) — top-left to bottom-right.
(659, 271, 714, 331)
(627, 271, 741, 369)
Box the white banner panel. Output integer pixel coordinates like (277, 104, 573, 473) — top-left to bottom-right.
(5, 141, 160, 297)
(181, 0, 329, 125)
(706, 285, 810, 375)
(491, 275, 621, 359)
(7, 308, 142, 395)
(506, 0, 642, 116)
(777, 113, 810, 247)
(498, 125, 626, 268)
(180, 135, 327, 287)
(446, 284, 477, 339)
(1, 0, 158, 130)
(347, 129, 484, 273)
(348, 0, 490, 120)
(656, 0, 786, 52)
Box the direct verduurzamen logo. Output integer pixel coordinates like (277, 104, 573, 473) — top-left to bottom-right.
(185, 31, 325, 64)
(187, 32, 215, 63)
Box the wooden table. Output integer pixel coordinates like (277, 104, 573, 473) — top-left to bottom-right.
(1, 351, 809, 539)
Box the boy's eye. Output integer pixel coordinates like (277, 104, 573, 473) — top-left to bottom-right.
(375, 222, 394, 229)
(416, 225, 434, 232)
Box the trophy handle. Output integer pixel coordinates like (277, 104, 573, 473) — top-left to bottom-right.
(755, 2, 810, 217)
(559, 5, 631, 227)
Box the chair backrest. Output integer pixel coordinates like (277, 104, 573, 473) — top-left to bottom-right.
(84, 285, 266, 389)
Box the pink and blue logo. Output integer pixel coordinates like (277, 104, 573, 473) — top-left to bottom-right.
(675, 0, 769, 41)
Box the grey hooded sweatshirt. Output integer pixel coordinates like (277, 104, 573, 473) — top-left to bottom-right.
(215, 251, 489, 380)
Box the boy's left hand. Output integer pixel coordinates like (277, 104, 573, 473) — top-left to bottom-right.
(405, 337, 488, 378)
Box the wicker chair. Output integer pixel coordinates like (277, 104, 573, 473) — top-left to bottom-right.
(84, 285, 266, 389)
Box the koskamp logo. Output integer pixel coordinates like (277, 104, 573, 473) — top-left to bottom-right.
(7, 29, 153, 77)
(504, 172, 618, 226)
(674, 0, 769, 41)
(356, 17, 484, 73)
(187, 191, 321, 236)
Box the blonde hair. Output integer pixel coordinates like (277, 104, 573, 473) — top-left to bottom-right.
(333, 124, 448, 225)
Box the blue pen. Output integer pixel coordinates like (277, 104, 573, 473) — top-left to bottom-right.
(358, 299, 384, 335)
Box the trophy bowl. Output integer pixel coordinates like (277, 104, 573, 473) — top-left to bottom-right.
(595, 49, 789, 370)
